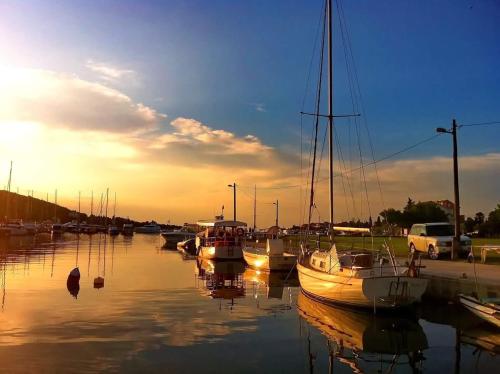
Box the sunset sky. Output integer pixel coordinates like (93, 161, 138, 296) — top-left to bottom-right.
(0, 0, 499, 227)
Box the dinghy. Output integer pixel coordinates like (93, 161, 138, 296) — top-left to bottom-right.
(459, 294, 500, 328)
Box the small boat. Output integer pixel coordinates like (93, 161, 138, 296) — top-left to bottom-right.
(122, 223, 134, 236)
(243, 238, 297, 271)
(196, 220, 247, 260)
(459, 294, 500, 328)
(135, 223, 161, 234)
(161, 227, 196, 247)
(108, 226, 120, 236)
(177, 238, 197, 256)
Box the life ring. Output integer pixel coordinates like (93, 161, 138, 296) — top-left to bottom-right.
(236, 228, 245, 237)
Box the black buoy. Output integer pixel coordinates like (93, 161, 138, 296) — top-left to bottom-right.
(67, 267, 80, 299)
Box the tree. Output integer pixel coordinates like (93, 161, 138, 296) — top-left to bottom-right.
(474, 212, 485, 225)
(464, 217, 475, 234)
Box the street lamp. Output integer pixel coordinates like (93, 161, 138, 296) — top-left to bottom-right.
(273, 200, 279, 227)
(227, 183, 236, 221)
(436, 119, 461, 260)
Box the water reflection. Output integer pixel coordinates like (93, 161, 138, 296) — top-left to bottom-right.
(0, 234, 496, 372)
(196, 259, 246, 301)
(297, 291, 428, 372)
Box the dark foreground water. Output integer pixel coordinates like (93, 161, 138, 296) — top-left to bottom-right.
(0, 234, 497, 373)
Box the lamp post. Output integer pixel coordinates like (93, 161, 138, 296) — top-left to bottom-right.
(436, 119, 461, 260)
(273, 200, 279, 227)
(227, 183, 236, 221)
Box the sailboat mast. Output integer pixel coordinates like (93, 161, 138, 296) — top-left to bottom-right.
(327, 0, 334, 241)
(253, 185, 256, 231)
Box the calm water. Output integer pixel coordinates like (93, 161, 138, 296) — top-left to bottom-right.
(0, 234, 497, 373)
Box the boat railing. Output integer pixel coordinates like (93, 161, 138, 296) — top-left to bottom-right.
(200, 237, 245, 247)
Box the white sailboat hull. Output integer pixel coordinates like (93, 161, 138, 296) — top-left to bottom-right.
(297, 263, 427, 309)
(459, 294, 500, 328)
(242, 247, 296, 271)
(198, 245, 243, 260)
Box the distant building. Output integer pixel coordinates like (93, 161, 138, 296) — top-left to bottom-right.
(435, 200, 454, 222)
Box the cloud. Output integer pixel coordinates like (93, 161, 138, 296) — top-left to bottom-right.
(147, 117, 300, 181)
(250, 102, 266, 112)
(85, 59, 136, 81)
(0, 67, 165, 133)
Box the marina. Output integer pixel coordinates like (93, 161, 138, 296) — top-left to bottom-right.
(0, 233, 497, 372)
(1, 0, 499, 372)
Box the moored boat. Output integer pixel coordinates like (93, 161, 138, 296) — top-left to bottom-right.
(298, 245, 428, 309)
(161, 227, 196, 247)
(196, 220, 247, 260)
(177, 238, 197, 256)
(135, 223, 161, 234)
(108, 226, 120, 236)
(122, 223, 134, 236)
(295, 0, 427, 311)
(459, 294, 500, 328)
(1, 220, 31, 236)
(243, 238, 297, 271)
(51, 223, 64, 236)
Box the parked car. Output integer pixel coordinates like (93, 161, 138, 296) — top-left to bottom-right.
(407, 222, 472, 260)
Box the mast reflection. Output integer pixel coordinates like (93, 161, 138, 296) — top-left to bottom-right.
(297, 291, 428, 373)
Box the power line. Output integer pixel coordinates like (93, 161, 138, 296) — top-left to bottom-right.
(241, 132, 443, 190)
(460, 121, 500, 127)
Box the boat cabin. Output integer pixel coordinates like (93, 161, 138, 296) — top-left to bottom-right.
(310, 246, 374, 274)
(196, 220, 247, 248)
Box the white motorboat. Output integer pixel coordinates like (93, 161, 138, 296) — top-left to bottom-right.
(196, 220, 247, 260)
(459, 294, 500, 328)
(161, 227, 196, 247)
(135, 223, 161, 234)
(243, 238, 297, 271)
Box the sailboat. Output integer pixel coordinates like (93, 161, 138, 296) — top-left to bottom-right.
(296, 0, 427, 310)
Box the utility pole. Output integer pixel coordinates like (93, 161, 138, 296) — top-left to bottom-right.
(436, 119, 461, 260)
(227, 183, 236, 221)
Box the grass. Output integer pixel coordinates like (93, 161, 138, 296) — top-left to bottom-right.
(279, 235, 500, 265)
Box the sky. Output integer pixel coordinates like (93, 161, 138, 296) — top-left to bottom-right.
(0, 0, 499, 227)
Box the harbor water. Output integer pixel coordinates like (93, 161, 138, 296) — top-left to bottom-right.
(0, 234, 497, 373)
